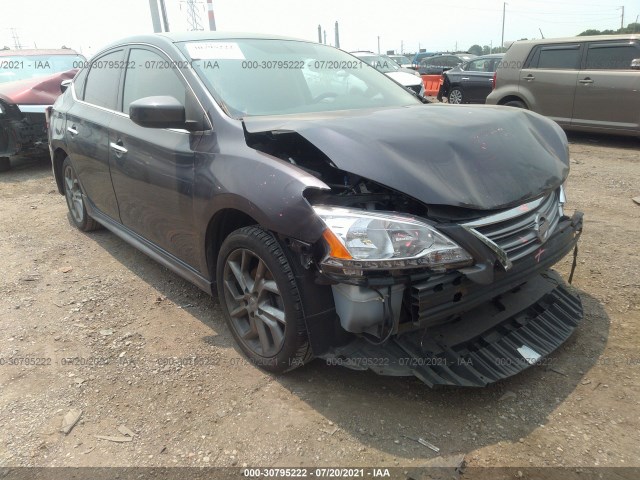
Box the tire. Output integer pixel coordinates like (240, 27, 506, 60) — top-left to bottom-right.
(216, 226, 312, 373)
(448, 87, 464, 104)
(0, 157, 10, 172)
(504, 100, 527, 109)
(62, 157, 101, 232)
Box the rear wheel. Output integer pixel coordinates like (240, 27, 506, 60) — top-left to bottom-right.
(448, 87, 464, 104)
(216, 226, 312, 373)
(504, 100, 527, 109)
(62, 157, 101, 232)
(0, 157, 10, 172)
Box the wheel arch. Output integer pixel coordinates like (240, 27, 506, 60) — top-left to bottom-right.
(204, 207, 261, 289)
(497, 95, 529, 108)
(52, 147, 68, 194)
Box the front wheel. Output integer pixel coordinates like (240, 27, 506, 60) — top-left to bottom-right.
(448, 87, 464, 104)
(504, 100, 527, 109)
(62, 157, 101, 231)
(216, 226, 312, 373)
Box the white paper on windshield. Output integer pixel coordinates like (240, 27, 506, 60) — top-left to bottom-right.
(186, 42, 245, 60)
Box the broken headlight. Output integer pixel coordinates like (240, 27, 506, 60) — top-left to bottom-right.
(313, 206, 473, 271)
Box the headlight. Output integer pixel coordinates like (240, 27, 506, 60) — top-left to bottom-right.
(314, 206, 473, 272)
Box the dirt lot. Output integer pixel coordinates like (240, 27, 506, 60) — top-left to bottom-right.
(0, 132, 639, 477)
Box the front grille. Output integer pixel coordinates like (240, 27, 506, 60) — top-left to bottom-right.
(464, 190, 561, 262)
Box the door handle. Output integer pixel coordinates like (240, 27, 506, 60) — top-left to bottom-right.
(578, 78, 594, 84)
(523, 75, 535, 81)
(110, 141, 128, 156)
(67, 125, 78, 136)
(461, 77, 470, 80)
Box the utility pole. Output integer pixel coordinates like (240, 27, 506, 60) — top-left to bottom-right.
(318, 25, 322, 43)
(501, 2, 507, 49)
(619, 6, 624, 29)
(377, 36, 380, 54)
(10, 28, 22, 49)
(207, 0, 216, 31)
(400, 40, 403, 54)
(334, 21, 340, 49)
(149, 0, 163, 32)
(159, 0, 170, 32)
(323, 30, 327, 44)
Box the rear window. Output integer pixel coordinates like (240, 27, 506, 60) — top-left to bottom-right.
(585, 43, 640, 70)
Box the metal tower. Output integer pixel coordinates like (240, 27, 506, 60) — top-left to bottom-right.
(184, 0, 204, 31)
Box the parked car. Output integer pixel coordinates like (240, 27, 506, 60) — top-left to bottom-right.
(49, 32, 584, 387)
(0, 48, 83, 171)
(418, 53, 477, 76)
(438, 54, 504, 104)
(410, 51, 437, 69)
(388, 54, 413, 69)
(486, 35, 640, 136)
(350, 51, 425, 97)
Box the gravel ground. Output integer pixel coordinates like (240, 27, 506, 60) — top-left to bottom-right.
(0, 131, 638, 477)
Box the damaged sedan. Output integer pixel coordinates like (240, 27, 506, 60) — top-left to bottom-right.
(0, 48, 83, 171)
(48, 33, 583, 387)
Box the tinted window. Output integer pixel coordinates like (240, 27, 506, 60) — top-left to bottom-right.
(83, 50, 123, 109)
(122, 48, 186, 113)
(585, 43, 640, 70)
(73, 68, 89, 100)
(466, 59, 490, 72)
(536, 46, 581, 69)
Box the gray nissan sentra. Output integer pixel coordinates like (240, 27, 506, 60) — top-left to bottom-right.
(48, 32, 584, 387)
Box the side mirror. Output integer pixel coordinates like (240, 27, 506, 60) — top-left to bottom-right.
(631, 58, 640, 70)
(129, 96, 186, 129)
(60, 79, 72, 94)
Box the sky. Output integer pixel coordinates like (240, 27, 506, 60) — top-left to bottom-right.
(0, 0, 637, 57)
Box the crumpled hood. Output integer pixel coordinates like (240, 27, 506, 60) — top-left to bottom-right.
(243, 104, 569, 210)
(0, 69, 77, 105)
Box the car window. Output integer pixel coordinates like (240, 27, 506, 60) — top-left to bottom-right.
(73, 67, 89, 100)
(83, 50, 124, 110)
(121, 49, 187, 114)
(465, 59, 489, 72)
(535, 45, 581, 69)
(585, 43, 640, 70)
(0, 54, 84, 84)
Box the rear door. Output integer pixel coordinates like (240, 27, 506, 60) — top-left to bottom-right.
(519, 43, 582, 124)
(460, 58, 495, 102)
(65, 49, 124, 220)
(571, 40, 640, 132)
(108, 46, 203, 268)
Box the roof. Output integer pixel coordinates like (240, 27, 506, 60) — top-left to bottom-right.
(0, 48, 81, 57)
(511, 34, 640, 46)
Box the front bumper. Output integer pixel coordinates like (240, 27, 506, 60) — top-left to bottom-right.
(319, 212, 583, 387)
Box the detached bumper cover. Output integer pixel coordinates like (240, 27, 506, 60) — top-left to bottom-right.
(320, 212, 583, 387)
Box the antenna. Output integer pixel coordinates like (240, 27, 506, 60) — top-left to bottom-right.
(539, 28, 544, 39)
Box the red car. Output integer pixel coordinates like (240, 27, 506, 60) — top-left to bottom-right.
(0, 48, 84, 171)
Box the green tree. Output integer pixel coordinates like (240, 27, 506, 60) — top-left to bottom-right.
(468, 44, 483, 56)
(578, 23, 639, 36)
(482, 45, 491, 55)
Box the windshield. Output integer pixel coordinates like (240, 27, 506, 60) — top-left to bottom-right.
(181, 39, 419, 118)
(0, 54, 83, 83)
(356, 54, 400, 73)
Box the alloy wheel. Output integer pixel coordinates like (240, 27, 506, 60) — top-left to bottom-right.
(222, 248, 286, 357)
(64, 165, 84, 224)
(449, 89, 463, 104)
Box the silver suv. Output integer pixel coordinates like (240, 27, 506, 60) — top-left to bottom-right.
(486, 35, 640, 136)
